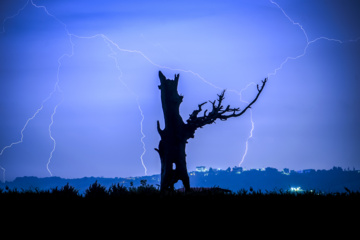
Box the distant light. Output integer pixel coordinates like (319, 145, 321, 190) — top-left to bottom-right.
(290, 187, 303, 192)
(196, 166, 207, 172)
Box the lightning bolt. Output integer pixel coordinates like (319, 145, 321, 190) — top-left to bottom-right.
(0, 0, 264, 180)
(268, 0, 360, 78)
(0, 0, 32, 183)
(0, 0, 152, 180)
(0, 0, 72, 181)
(237, 82, 256, 167)
(4, 0, 356, 181)
(47, 101, 61, 176)
(138, 105, 147, 175)
(104, 39, 148, 175)
(237, 0, 360, 168)
(0, 105, 44, 183)
(0, 0, 29, 34)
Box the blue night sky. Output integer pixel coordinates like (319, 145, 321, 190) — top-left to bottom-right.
(0, 0, 359, 182)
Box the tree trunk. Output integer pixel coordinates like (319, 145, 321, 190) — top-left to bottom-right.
(154, 71, 267, 192)
(155, 71, 191, 191)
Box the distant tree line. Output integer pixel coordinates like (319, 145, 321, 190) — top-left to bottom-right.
(188, 166, 360, 193)
(1, 166, 359, 195)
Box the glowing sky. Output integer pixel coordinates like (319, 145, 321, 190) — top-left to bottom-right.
(1, 0, 359, 181)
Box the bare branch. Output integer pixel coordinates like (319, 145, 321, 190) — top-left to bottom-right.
(186, 78, 267, 132)
(188, 101, 207, 121)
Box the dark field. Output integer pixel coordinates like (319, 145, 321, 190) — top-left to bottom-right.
(1, 180, 359, 203)
(2, 181, 359, 222)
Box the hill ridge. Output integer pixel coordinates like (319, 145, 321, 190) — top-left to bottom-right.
(1, 166, 359, 194)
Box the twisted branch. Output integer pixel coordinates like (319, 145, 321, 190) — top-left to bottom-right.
(186, 78, 267, 131)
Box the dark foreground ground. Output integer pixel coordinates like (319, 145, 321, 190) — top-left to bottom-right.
(1, 181, 359, 229)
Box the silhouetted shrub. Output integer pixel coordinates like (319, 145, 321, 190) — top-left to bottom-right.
(108, 183, 128, 197)
(136, 180, 158, 195)
(84, 180, 108, 199)
(51, 183, 80, 199)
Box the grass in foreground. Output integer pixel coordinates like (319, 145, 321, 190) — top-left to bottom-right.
(1, 180, 359, 203)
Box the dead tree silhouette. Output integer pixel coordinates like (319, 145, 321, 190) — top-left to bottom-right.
(155, 71, 267, 192)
